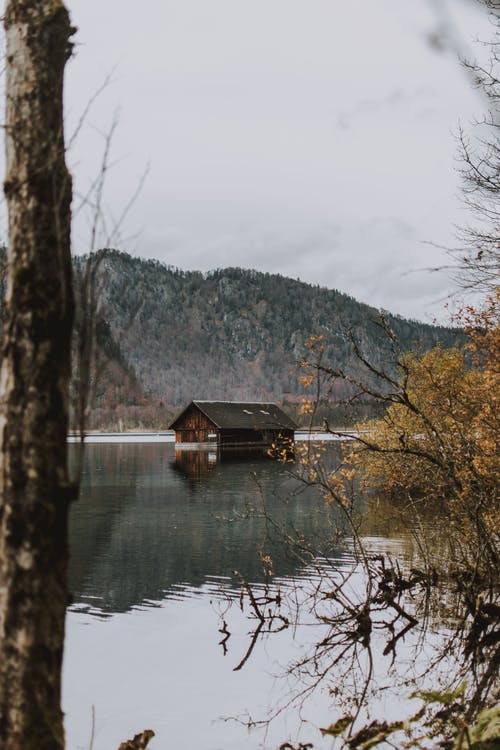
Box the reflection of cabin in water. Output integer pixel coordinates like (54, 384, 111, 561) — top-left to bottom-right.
(174, 448, 219, 479)
(169, 401, 297, 447)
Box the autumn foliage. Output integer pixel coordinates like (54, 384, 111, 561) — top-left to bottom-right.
(290, 295, 500, 747)
(344, 297, 497, 573)
(298, 291, 499, 580)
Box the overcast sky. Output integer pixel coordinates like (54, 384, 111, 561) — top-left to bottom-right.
(8, 1, 494, 321)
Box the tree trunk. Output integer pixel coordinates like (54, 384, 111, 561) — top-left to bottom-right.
(0, 2, 75, 749)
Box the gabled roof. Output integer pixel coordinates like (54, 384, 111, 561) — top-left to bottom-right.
(170, 401, 298, 431)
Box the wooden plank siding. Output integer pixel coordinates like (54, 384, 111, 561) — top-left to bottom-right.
(173, 403, 218, 443)
(219, 428, 294, 447)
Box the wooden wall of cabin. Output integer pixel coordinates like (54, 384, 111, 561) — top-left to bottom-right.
(219, 429, 259, 446)
(219, 428, 295, 446)
(174, 404, 218, 443)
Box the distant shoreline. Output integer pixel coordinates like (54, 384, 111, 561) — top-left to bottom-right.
(67, 430, 357, 444)
(67, 432, 175, 443)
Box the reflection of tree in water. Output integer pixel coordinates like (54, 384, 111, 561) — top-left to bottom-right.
(67, 443, 343, 614)
(68, 443, 498, 746)
(221, 490, 499, 750)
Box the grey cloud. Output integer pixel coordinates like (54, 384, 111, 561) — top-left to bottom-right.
(58, 0, 491, 323)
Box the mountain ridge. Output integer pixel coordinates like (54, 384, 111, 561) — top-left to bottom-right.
(72, 249, 464, 429)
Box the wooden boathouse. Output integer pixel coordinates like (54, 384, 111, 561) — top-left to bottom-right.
(169, 401, 297, 447)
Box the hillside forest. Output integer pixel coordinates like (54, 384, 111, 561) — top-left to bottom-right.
(65, 249, 464, 431)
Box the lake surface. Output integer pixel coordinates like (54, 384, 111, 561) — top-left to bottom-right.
(63, 442, 430, 750)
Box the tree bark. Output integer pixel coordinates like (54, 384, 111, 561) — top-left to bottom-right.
(0, 2, 75, 749)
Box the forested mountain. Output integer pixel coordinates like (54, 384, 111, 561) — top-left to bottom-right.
(0, 246, 463, 429)
(72, 250, 464, 429)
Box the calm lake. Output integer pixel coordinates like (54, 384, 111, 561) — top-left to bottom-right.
(63, 441, 435, 750)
